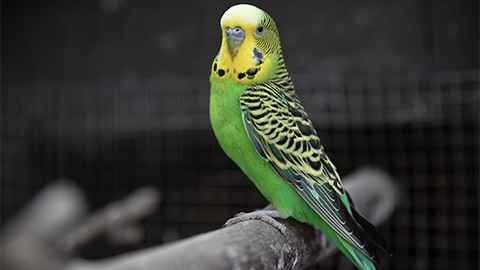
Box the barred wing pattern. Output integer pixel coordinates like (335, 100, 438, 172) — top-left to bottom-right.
(240, 82, 377, 261)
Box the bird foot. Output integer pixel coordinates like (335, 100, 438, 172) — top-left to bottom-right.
(223, 209, 290, 234)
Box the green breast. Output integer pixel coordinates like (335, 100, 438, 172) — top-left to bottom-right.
(209, 77, 308, 218)
(209, 78, 263, 175)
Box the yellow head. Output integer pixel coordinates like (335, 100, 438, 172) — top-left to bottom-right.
(211, 4, 282, 85)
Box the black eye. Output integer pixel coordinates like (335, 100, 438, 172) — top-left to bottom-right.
(256, 26, 265, 36)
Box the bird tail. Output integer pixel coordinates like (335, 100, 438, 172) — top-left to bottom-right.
(337, 234, 377, 270)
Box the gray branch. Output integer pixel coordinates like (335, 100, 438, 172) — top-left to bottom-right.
(1, 168, 397, 270)
(62, 186, 160, 251)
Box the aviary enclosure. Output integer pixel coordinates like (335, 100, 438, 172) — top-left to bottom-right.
(2, 1, 478, 269)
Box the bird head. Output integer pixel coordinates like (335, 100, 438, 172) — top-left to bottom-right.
(211, 4, 283, 85)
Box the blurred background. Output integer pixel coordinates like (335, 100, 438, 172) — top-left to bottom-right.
(2, 0, 478, 269)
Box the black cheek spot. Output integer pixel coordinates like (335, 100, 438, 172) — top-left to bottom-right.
(218, 69, 225, 77)
(238, 73, 245, 79)
(213, 63, 217, 72)
(246, 68, 259, 79)
(246, 68, 259, 76)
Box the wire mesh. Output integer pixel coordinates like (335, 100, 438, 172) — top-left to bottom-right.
(1, 69, 478, 269)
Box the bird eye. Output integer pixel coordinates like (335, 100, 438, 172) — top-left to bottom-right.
(256, 26, 265, 36)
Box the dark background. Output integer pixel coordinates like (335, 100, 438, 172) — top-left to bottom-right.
(2, 0, 479, 269)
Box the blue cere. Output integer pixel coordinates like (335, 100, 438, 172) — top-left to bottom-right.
(253, 47, 264, 64)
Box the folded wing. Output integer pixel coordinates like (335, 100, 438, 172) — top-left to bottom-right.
(240, 83, 389, 264)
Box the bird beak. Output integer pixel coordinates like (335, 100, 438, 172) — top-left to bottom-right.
(226, 27, 245, 58)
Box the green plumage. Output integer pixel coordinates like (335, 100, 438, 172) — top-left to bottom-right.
(210, 4, 389, 269)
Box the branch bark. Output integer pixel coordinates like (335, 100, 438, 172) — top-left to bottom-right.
(1, 169, 396, 270)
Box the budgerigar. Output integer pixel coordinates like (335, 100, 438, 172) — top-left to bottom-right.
(209, 4, 390, 269)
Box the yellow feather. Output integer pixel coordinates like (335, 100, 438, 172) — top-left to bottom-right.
(211, 5, 279, 85)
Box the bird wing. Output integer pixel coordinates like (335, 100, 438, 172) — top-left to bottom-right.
(240, 82, 377, 261)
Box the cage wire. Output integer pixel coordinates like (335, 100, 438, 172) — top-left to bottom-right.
(1, 69, 479, 270)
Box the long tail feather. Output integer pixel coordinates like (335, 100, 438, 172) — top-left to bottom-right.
(346, 191, 392, 267)
(337, 234, 377, 270)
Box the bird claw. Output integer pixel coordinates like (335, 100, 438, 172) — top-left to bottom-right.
(223, 209, 290, 234)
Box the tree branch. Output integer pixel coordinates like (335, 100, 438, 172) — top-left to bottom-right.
(62, 187, 160, 251)
(1, 169, 397, 270)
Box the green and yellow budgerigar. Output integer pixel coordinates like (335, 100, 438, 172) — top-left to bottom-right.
(209, 4, 390, 269)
